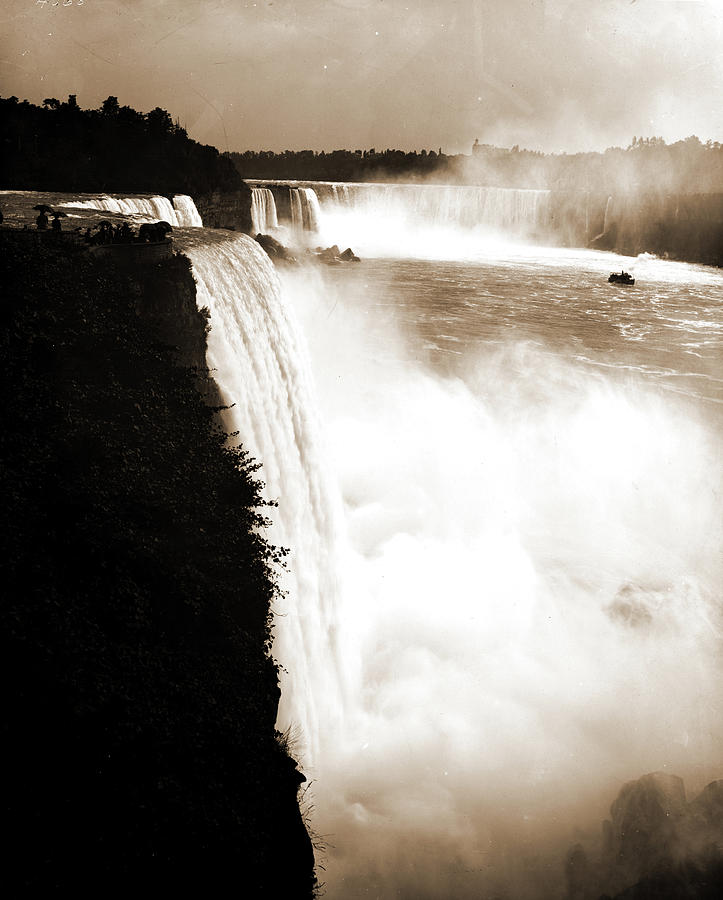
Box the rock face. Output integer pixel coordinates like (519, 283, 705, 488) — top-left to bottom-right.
(589, 221, 619, 252)
(597, 192, 723, 267)
(254, 235, 362, 267)
(0, 235, 317, 897)
(255, 232, 297, 262)
(314, 244, 360, 264)
(565, 773, 723, 899)
(195, 183, 253, 232)
(547, 191, 723, 266)
(605, 773, 688, 887)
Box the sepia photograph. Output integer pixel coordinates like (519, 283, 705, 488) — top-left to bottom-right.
(1, 2, 721, 897)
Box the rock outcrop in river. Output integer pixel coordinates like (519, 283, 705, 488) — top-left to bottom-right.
(565, 773, 723, 899)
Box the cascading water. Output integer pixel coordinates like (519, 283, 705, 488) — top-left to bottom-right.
(172, 194, 203, 227)
(318, 181, 551, 230)
(279, 251, 722, 899)
(250, 187, 279, 234)
(176, 206, 723, 898)
(59, 193, 202, 227)
(289, 187, 322, 236)
(179, 232, 346, 756)
(250, 179, 552, 256)
(160, 166, 723, 900)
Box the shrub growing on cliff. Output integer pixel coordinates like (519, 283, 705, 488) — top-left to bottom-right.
(0, 236, 315, 896)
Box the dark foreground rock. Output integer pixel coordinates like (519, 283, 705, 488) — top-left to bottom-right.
(0, 233, 316, 897)
(595, 193, 723, 267)
(195, 183, 253, 233)
(314, 244, 360, 264)
(255, 232, 298, 262)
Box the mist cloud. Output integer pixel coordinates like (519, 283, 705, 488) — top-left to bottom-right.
(282, 255, 722, 898)
(2, 0, 721, 152)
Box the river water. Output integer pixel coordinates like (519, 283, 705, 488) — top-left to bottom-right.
(4, 187, 721, 896)
(277, 243, 723, 899)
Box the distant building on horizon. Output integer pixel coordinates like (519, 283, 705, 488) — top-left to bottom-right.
(472, 138, 496, 155)
(471, 139, 508, 158)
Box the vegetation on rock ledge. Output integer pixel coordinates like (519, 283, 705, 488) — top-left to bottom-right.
(0, 236, 316, 896)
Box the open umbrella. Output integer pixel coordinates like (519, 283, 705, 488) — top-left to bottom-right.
(51, 210, 68, 217)
(33, 204, 54, 213)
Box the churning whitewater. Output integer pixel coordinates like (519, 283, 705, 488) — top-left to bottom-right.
(177, 190, 722, 899)
(250, 179, 552, 253)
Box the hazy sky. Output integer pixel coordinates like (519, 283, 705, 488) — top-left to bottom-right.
(2, 0, 722, 154)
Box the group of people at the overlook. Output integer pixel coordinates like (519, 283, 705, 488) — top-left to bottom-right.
(35, 209, 64, 232)
(22, 205, 172, 245)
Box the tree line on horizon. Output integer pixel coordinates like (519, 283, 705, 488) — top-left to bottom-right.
(2, 94, 721, 199)
(0, 94, 241, 196)
(229, 135, 723, 196)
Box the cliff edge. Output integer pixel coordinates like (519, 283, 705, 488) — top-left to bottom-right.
(0, 233, 316, 897)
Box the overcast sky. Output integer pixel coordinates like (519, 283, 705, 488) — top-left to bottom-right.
(2, 0, 722, 154)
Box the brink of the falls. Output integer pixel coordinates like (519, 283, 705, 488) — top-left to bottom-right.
(58, 193, 203, 227)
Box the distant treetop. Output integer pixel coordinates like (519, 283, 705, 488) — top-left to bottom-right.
(228, 136, 723, 194)
(0, 94, 241, 195)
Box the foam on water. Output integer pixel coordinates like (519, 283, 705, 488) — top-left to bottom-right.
(175, 215, 722, 898)
(276, 254, 722, 898)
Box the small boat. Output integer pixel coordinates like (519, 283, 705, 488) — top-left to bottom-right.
(608, 270, 635, 285)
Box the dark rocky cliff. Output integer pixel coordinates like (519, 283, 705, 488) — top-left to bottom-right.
(565, 773, 723, 899)
(195, 183, 253, 233)
(589, 192, 723, 267)
(550, 191, 723, 267)
(0, 233, 316, 897)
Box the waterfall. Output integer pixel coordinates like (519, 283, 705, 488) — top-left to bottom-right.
(304, 188, 322, 232)
(173, 226, 721, 899)
(181, 233, 345, 758)
(172, 194, 203, 227)
(603, 195, 614, 233)
(330, 183, 352, 205)
(59, 193, 202, 227)
(250, 187, 279, 234)
(251, 180, 550, 235)
(289, 187, 322, 234)
(289, 188, 303, 233)
(317, 182, 550, 231)
(248, 179, 552, 256)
